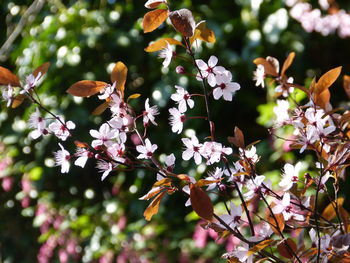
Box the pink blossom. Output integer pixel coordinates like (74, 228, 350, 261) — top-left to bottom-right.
(136, 138, 158, 159)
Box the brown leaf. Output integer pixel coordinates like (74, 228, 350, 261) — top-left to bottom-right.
(11, 94, 26, 108)
(144, 38, 183, 52)
(111, 61, 128, 98)
(144, 0, 167, 9)
(169, 9, 196, 38)
(339, 206, 349, 233)
(314, 89, 331, 109)
(190, 184, 213, 221)
(190, 20, 216, 45)
(177, 174, 191, 181)
(266, 205, 285, 235)
(74, 140, 89, 148)
(314, 66, 342, 95)
(248, 239, 276, 256)
(0, 66, 20, 87)
(67, 80, 107, 97)
(33, 62, 50, 79)
(153, 178, 171, 187)
(139, 186, 163, 200)
(277, 238, 297, 259)
(92, 101, 110, 115)
(286, 82, 310, 96)
(344, 75, 350, 99)
(226, 258, 241, 263)
(127, 93, 141, 102)
(321, 197, 345, 221)
(281, 52, 295, 77)
(228, 126, 245, 148)
(253, 58, 278, 77)
(143, 9, 169, 33)
(196, 178, 221, 187)
(143, 192, 165, 221)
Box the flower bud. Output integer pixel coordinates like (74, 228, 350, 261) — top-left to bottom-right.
(176, 66, 186, 74)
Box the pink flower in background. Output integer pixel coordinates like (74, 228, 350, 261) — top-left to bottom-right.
(2, 176, 13, 192)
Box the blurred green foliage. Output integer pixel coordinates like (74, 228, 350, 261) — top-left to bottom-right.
(1, 0, 350, 262)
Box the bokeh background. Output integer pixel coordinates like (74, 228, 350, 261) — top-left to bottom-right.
(1, 0, 350, 262)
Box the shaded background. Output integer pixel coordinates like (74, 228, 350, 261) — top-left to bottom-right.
(1, 0, 350, 262)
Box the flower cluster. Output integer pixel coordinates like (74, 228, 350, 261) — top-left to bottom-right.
(286, 0, 350, 38)
(2, 2, 350, 263)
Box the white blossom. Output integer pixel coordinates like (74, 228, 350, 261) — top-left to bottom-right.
(158, 42, 174, 68)
(136, 138, 158, 159)
(253, 64, 265, 88)
(169, 107, 185, 134)
(213, 71, 240, 101)
(48, 117, 75, 141)
(170, 85, 194, 113)
(196, 56, 226, 87)
(143, 98, 159, 126)
(182, 136, 202, 164)
(28, 108, 46, 139)
(54, 143, 70, 173)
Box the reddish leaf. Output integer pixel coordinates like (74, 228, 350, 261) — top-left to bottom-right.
(169, 9, 196, 37)
(281, 52, 295, 77)
(253, 58, 278, 77)
(190, 184, 213, 221)
(33, 62, 50, 79)
(343, 75, 350, 99)
(92, 101, 109, 115)
(11, 94, 26, 108)
(144, 38, 183, 52)
(143, 192, 165, 221)
(111, 62, 128, 98)
(277, 238, 297, 259)
(228, 126, 245, 148)
(143, 9, 169, 33)
(339, 206, 349, 233)
(0, 66, 20, 87)
(67, 80, 107, 97)
(144, 0, 167, 9)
